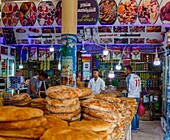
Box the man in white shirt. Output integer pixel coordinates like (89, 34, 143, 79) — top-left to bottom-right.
(124, 65, 141, 133)
(88, 69, 105, 94)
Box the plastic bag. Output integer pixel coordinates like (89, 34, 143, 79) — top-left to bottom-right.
(138, 99, 145, 116)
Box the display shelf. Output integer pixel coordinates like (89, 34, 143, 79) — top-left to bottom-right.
(114, 71, 162, 73)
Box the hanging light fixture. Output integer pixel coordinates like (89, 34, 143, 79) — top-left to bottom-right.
(108, 55, 115, 78)
(80, 41, 87, 53)
(116, 60, 122, 70)
(103, 44, 109, 55)
(19, 61, 23, 69)
(50, 44, 54, 52)
(50, 41, 54, 52)
(153, 47, 161, 66)
(108, 69, 115, 78)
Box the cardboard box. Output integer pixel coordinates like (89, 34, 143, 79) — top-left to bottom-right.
(140, 110, 151, 121)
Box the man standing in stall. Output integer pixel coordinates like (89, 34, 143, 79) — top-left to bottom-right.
(27, 71, 48, 98)
(88, 69, 105, 94)
(124, 65, 141, 132)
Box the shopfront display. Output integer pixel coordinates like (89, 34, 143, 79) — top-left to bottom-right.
(0, 0, 170, 139)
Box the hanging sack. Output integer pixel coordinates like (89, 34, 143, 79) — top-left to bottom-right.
(138, 99, 145, 116)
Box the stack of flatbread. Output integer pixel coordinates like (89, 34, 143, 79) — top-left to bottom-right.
(40, 126, 102, 140)
(81, 98, 122, 140)
(70, 120, 115, 140)
(0, 106, 46, 140)
(94, 94, 125, 139)
(10, 93, 32, 107)
(45, 85, 81, 121)
(31, 98, 47, 111)
(94, 95, 137, 139)
(78, 88, 94, 100)
(120, 98, 137, 124)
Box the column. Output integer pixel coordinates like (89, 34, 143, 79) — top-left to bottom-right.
(60, 0, 78, 87)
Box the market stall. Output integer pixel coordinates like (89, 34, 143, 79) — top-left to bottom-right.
(1, 86, 136, 140)
(0, 0, 170, 139)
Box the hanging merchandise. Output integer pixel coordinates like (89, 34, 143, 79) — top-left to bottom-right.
(30, 47, 37, 61)
(113, 47, 121, 60)
(132, 47, 140, 60)
(40, 61, 43, 70)
(122, 47, 130, 66)
(20, 47, 28, 61)
(47, 61, 50, 70)
(39, 47, 46, 61)
(47, 49, 54, 61)
(122, 47, 131, 60)
(102, 49, 110, 61)
(1, 46, 8, 55)
(44, 61, 47, 71)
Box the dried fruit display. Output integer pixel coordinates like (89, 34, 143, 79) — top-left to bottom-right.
(37, 1, 55, 26)
(146, 38, 162, 44)
(113, 26, 128, 32)
(130, 38, 145, 44)
(118, 0, 138, 24)
(160, 1, 170, 23)
(99, 0, 117, 25)
(2, 2, 19, 26)
(138, 0, 159, 24)
(146, 26, 161, 32)
(56, 1, 62, 25)
(20, 2, 36, 26)
(129, 26, 145, 32)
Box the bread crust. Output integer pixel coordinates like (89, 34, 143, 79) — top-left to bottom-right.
(43, 115, 68, 129)
(46, 102, 80, 113)
(40, 127, 102, 140)
(0, 127, 45, 139)
(70, 120, 112, 132)
(81, 99, 117, 112)
(78, 88, 92, 98)
(0, 106, 43, 121)
(45, 108, 81, 121)
(46, 97, 79, 107)
(82, 108, 118, 122)
(0, 117, 47, 130)
(46, 86, 78, 99)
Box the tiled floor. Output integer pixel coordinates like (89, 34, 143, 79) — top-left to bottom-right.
(132, 121, 165, 140)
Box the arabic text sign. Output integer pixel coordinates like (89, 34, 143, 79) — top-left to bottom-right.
(78, 0, 99, 25)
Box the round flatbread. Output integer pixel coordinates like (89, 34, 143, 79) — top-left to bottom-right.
(70, 120, 112, 132)
(0, 137, 36, 140)
(10, 93, 30, 102)
(31, 98, 46, 105)
(0, 127, 45, 139)
(46, 86, 78, 99)
(0, 117, 47, 130)
(44, 115, 68, 130)
(40, 127, 102, 140)
(46, 102, 80, 113)
(0, 106, 43, 121)
(46, 97, 79, 107)
(81, 99, 117, 112)
(78, 88, 92, 98)
(45, 108, 81, 121)
(82, 108, 118, 123)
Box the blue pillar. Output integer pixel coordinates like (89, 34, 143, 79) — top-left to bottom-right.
(60, 34, 77, 87)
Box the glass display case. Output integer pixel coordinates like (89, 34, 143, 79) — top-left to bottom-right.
(162, 32, 170, 132)
(0, 45, 16, 90)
